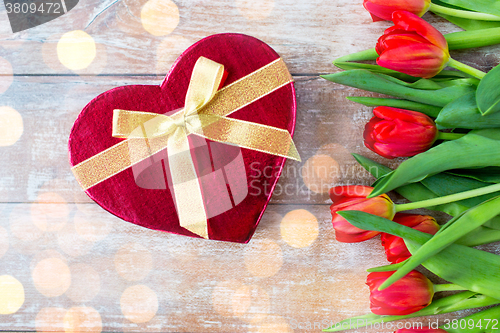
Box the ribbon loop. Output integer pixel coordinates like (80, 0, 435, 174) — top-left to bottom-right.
(184, 57, 225, 115)
(72, 56, 299, 240)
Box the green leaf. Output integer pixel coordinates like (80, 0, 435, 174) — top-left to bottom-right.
(436, 92, 500, 129)
(378, 196, 500, 290)
(321, 69, 476, 107)
(455, 225, 500, 246)
(477, 63, 500, 115)
(347, 97, 442, 118)
(353, 154, 500, 248)
(338, 211, 500, 300)
(334, 62, 421, 82)
(323, 291, 499, 331)
(443, 305, 500, 333)
(331, 29, 500, 65)
(434, 0, 500, 17)
(333, 48, 379, 63)
(334, 62, 477, 85)
(436, 13, 500, 30)
(370, 130, 500, 197)
(419, 172, 500, 215)
(447, 167, 500, 183)
(445, 27, 500, 49)
(352, 154, 483, 215)
(367, 260, 407, 273)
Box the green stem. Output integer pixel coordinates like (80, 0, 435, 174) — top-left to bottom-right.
(447, 58, 486, 79)
(324, 291, 500, 332)
(367, 260, 407, 273)
(446, 27, 500, 50)
(333, 48, 379, 63)
(430, 3, 500, 21)
(441, 305, 500, 333)
(429, 3, 500, 21)
(437, 132, 466, 140)
(456, 226, 500, 247)
(434, 283, 466, 292)
(395, 183, 500, 212)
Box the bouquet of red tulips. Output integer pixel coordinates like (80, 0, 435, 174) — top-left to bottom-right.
(322, 0, 500, 332)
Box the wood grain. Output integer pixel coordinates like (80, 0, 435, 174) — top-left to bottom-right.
(1, 0, 500, 332)
(0, 75, 394, 205)
(0, 0, 481, 75)
(1, 202, 480, 332)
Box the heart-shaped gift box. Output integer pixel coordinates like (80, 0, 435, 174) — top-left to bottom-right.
(68, 33, 298, 243)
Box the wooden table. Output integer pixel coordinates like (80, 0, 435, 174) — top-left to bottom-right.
(1, 0, 498, 332)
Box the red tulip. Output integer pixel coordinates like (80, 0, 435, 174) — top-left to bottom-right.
(367, 270, 434, 315)
(376, 10, 450, 78)
(364, 0, 431, 22)
(395, 328, 448, 333)
(364, 106, 438, 159)
(329, 185, 395, 243)
(381, 213, 440, 263)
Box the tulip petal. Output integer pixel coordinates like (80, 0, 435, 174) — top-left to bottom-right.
(329, 185, 373, 202)
(364, 106, 438, 158)
(377, 44, 449, 78)
(373, 106, 434, 125)
(377, 32, 431, 54)
(391, 10, 448, 51)
(363, 0, 431, 22)
(367, 270, 434, 315)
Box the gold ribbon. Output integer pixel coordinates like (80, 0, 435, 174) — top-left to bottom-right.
(72, 57, 300, 239)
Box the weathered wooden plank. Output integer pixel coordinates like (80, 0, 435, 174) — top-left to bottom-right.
(0, 204, 488, 332)
(2, 202, 484, 332)
(0, 0, 471, 75)
(0, 75, 395, 205)
(0, 203, 381, 332)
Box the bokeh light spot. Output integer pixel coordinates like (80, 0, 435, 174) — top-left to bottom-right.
(244, 239, 283, 278)
(141, 0, 180, 36)
(57, 30, 96, 71)
(212, 279, 244, 317)
(280, 209, 319, 248)
(301, 154, 340, 194)
(255, 315, 293, 333)
(64, 307, 103, 333)
(36, 307, 67, 332)
(232, 285, 270, 323)
(0, 275, 24, 314)
(0, 106, 23, 147)
(32, 258, 71, 297)
(120, 285, 158, 323)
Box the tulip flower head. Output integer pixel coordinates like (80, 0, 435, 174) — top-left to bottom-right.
(376, 10, 450, 78)
(364, 106, 438, 159)
(367, 270, 434, 315)
(381, 214, 440, 263)
(363, 0, 431, 22)
(329, 185, 395, 242)
(395, 328, 449, 333)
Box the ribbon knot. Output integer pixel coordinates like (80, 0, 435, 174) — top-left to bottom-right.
(72, 56, 300, 239)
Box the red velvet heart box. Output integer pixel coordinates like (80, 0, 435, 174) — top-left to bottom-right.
(68, 33, 297, 243)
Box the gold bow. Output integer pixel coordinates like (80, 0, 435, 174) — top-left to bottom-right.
(72, 57, 300, 239)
